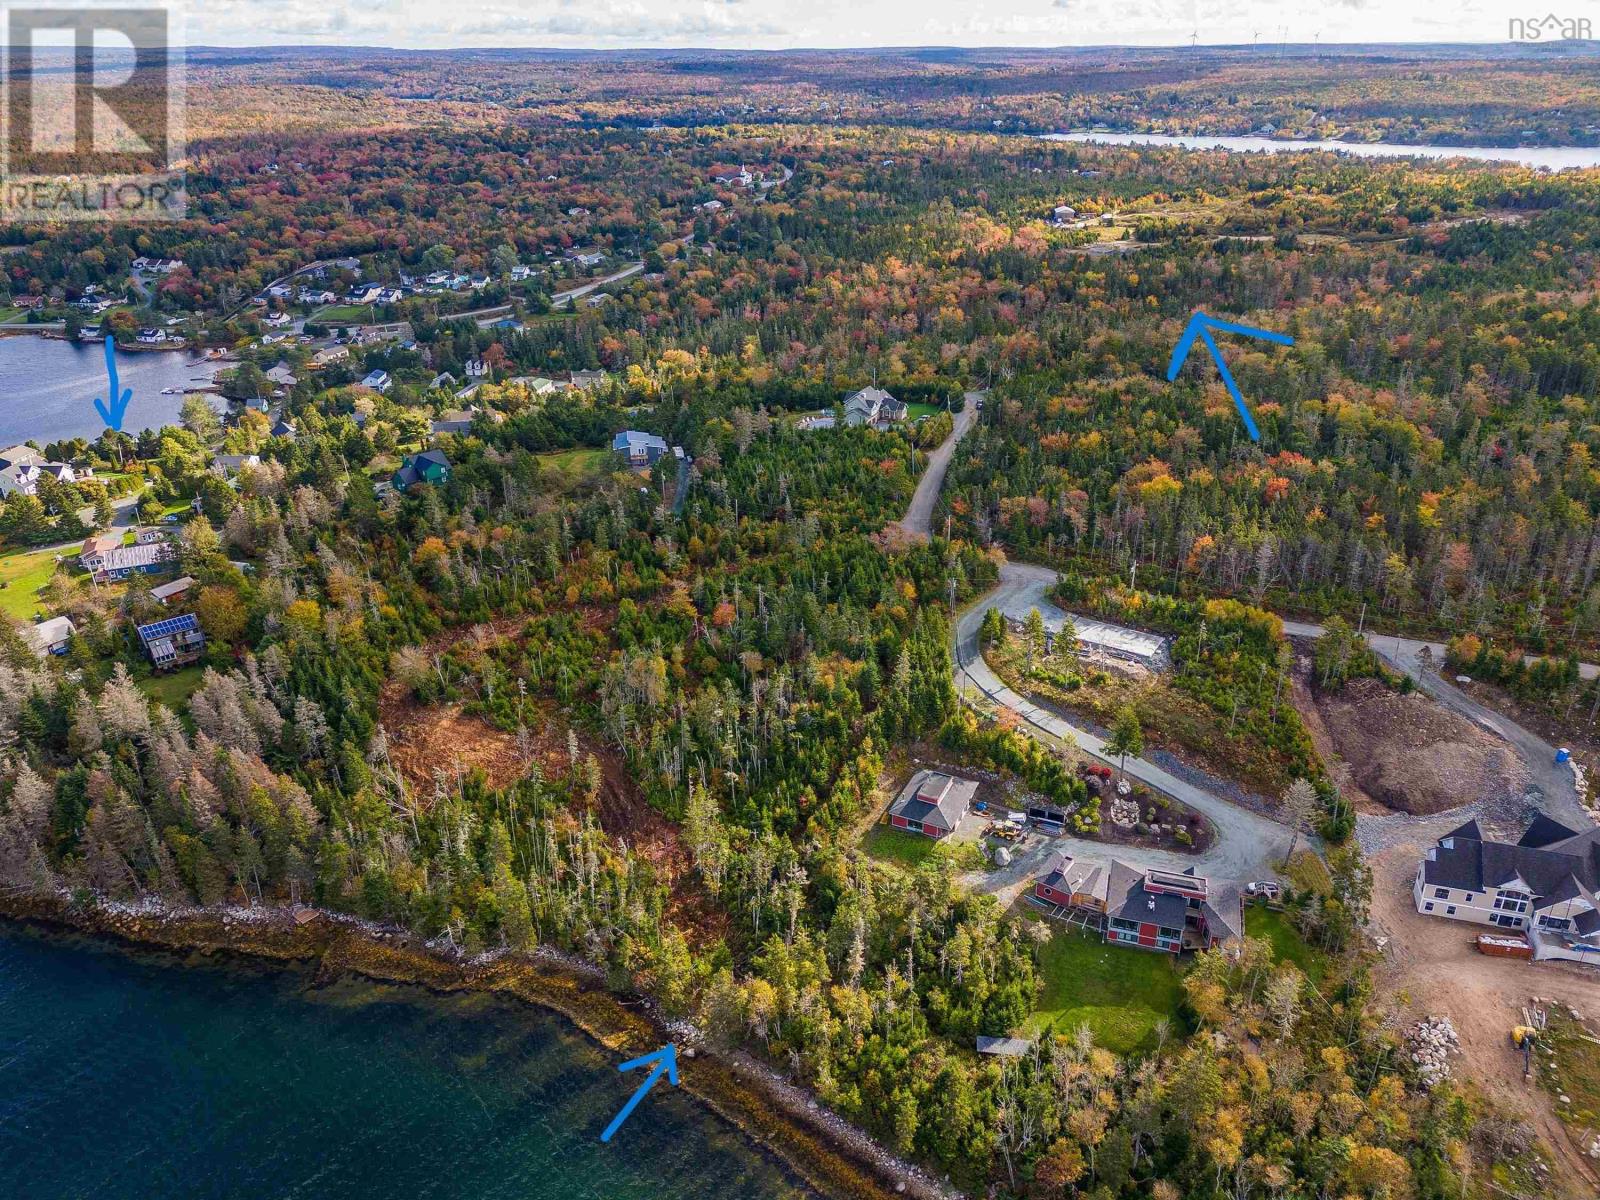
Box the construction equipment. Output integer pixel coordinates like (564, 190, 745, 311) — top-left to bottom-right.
(1513, 1005, 1548, 1080)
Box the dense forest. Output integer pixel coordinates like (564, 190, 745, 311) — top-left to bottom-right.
(2, 60, 1595, 1198)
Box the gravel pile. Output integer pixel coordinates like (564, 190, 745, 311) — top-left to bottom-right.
(1406, 1016, 1460, 1088)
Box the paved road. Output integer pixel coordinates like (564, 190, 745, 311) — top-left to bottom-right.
(898, 392, 981, 538)
(971, 563, 1590, 834)
(954, 562, 1299, 881)
(550, 262, 645, 309)
(1282, 619, 1588, 828)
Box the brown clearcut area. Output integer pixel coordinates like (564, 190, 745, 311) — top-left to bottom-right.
(1292, 661, 1525, 815)
(376, 620, 724, 946)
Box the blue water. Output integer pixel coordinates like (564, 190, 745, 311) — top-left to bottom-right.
(0, 335, 223, 446)
(0, 924, 813, 1200)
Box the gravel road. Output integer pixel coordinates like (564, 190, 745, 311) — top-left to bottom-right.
(897, 393, 981, 538)
(954, 562, 1298, 882)
(1281, 619, 1589, 829)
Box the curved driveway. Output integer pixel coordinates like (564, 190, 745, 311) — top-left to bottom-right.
(954, 562, 1298, 882)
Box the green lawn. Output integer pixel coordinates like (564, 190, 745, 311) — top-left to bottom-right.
(0, 547, 68, 621)
(1026, 924, 1187, 1054)
(136, 666, 206, 709)
(538, 447, 611, 475)
(861, 824, 985, 871)
(905, 401, 945, 420)
(310, 304, 374, 323)
(1245, 905, 1326, 983)
(864, 824, 948, 867)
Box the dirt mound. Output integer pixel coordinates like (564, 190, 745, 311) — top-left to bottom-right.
(1312, 676, 1526, 814)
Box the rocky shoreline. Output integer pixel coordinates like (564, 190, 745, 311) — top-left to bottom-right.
(0, 891, 964, 1200)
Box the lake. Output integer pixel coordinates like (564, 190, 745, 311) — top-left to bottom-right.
(0, 924, 814, 1200)
(0, 334, 224, 447)
(1045, 132, 1600, 171)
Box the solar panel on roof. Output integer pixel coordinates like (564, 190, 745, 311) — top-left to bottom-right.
(137, 613, 199, 642)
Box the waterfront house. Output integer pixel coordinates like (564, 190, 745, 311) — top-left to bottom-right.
(392, 450, 451, 492)
(886, 770, 977, 839)
(23, 616, 76, 658)
(136, 328, 167, 344)
(136, 612, 205, 671)
(1034, 852, 1110, 913)
(1034, 856, 1243, 955)
(1414, 815, 1600, 965)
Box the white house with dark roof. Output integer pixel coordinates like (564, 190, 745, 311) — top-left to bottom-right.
(1414, 815, 1600, 965)
(886, 770, 977, 839)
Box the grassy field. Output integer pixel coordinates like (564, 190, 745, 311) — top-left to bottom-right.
(861, 824, 985, 871)
(537, 447, 610, 476)
(136, 666, 206, 709)
(1026, 923, 1187, 1053)
(1245, 905, 1326, 983)
(1537, 1009, 1600, 1136)
(310, 304, 374, 323)
(905, 401, 945, 420)
(0, 547, 67, 621)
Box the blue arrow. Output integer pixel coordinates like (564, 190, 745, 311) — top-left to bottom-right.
(600, 1044, 679, 1143)
(1166, 311, 1294, 442)
(92, 334, 135, 432)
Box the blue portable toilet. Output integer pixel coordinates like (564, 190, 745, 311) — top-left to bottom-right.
(1556, 747, 1572, 764)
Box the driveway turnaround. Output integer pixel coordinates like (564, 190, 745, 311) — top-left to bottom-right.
(954, 562, 1299, 882)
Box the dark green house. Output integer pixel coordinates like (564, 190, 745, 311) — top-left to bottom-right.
(392, 450, 451, 492)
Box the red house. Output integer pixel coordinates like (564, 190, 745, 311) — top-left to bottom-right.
(1034, 856, 1244, 956)
(887, 770, 977, 839)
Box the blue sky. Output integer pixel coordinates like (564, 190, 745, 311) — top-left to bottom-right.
(187, 0, 1527, 48)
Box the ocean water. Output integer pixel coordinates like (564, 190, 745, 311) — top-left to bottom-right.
(0, 335, 223, 446)
(0, 925, 813, 1200)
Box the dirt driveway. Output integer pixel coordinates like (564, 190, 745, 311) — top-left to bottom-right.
(1368, 837, 1600, 1196)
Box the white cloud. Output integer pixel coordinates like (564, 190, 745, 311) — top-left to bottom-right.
(184, 0, 1536, 47)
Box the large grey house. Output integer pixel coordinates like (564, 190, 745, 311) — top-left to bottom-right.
(843, 387, 908, 428)
(1414, 815, 1600, 966)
